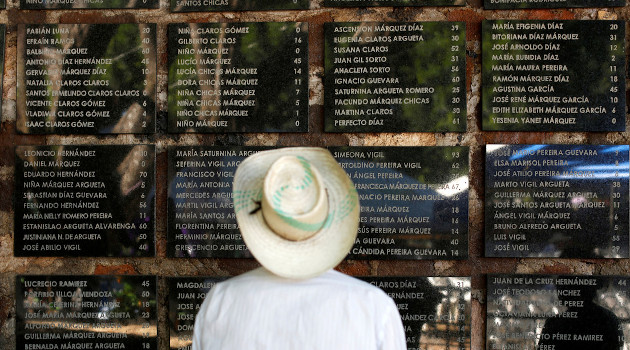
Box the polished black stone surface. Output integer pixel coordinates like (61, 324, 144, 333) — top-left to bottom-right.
(484, 0, 623, 9)
(16, 275, 158, 349)
(167, 277, 227, 350)
(21, 0, 158, 9)
(168, 146, 468, 259)
(333, 146, 469, 259)
(361, 277, 471, 350)
(324, 22, 466, 132)
(324, 0, 464, 6)
(17, 24, 157, 134)
(168, 22, 309, 133)
(482, 20, 626, 131)
(487, 274, 629, 350)
(15, 145, 156, 257)
(167, 146, 270, 258)
(171, 0, 308, 12)
(485, 144, 629, 258)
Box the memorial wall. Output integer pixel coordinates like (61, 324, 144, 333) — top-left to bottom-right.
(0, 0, 629, 349)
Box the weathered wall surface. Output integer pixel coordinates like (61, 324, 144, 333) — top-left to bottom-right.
(1, 0, 630, 348)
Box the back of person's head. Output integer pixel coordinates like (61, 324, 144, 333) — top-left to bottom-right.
(232, 147, 360, 279)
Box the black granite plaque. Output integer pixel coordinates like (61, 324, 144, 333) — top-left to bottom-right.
(486, 144, 629, 258)
(15, 145, 156, 257)
(334, 147, 469, 259)
(168, 22, 309, 133)
(324, 0, 464, 6)
(487, 274, 629, 350)
(21, 0, 158, 9)
(17, 24, 157, 134)
(16, 275, 158, 350)
(482, 20, 625, 131)
(167, 277, 227, 350)
(485, 0, 623, 9)
(324, 22, 466, 133)
(168, 146, 468, 259)
(167, 146, 270, 258)
(362, 277, 471, 350)
(171, 0, 309, 12)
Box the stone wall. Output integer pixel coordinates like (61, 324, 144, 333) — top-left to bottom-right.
(1, 0, 630, 348)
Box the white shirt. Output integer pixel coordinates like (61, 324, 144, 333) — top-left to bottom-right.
(192, 267, 406, 350)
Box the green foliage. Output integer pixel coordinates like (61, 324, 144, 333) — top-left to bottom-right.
(93, 24, 144, 92)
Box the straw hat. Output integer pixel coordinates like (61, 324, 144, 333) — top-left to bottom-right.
(233, 147, 360, 279)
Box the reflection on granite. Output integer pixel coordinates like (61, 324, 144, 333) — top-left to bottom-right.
(486, 144, 629, 258)
(487, 274, 629, 350)
(15, 145, 156, 257)
(16, 275, 158, 350)
(361, 277, 471, 350)
(167, 146, 269, 258)
(332, 146, 469, 259)
(168, 146, 469, 260)
(324, 22, 466, 132)
(167, 22, 309, 133)
(167, 277, 227, 350)
(17, 24, 157, 134)
(482, 20, 626, 131)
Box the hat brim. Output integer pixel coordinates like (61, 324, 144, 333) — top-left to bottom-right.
(233, 148, 359, 279)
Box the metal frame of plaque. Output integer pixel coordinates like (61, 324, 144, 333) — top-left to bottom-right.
(485, 144, 630, 258)
(14, 145, 156, 257)
(168, 22, 309, 133)
(324, 22, 466, 133)
(482, 20, 626, 132)
(16, 275, 158, 350)
(167, 277, 227, 350)
(323, 0, 465, 6)
(17, 23, 157, 134)
(168, 146, 469, 260)
(171, 0, 309, 12)
(361, 277, 471, 350)
(487, 274, 630, 350)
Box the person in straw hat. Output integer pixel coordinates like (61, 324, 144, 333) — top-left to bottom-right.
(192, 147, 406, 349)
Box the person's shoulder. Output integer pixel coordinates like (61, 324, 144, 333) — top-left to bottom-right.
(211, 268, 391, 302)
(211, 267, 271, 288)
(318, 272, 402, 323)
(318, 270, 392, 298)
(318, 270, 371, 286)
